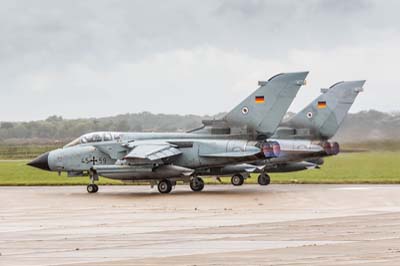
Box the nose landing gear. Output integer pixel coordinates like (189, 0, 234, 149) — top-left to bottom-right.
(87, 184, 98, 193)
(87, 170, 99, 193)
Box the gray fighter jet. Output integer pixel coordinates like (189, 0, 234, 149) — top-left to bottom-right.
(198, 80, 365, 186)
(28, 72, 308, 193)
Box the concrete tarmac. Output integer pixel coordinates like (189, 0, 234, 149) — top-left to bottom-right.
(1, 185, 400, 265)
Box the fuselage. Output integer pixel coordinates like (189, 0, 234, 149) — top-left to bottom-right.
(35, 131, 264, 181)
(29, 129, 335, 181)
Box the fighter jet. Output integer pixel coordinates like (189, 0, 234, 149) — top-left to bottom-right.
(198, 80, 365, 186)
(28, 72, 308, 193)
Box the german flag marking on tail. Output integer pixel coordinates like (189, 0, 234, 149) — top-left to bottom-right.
(317, 101, 327, 109)
(255, 96, 265, 103)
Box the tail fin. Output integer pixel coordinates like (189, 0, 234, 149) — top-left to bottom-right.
(224, 72, 309, 137)
(285, 80, 365, 140)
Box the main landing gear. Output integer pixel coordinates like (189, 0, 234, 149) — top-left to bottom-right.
(231, 174, 244, 186)
(158, 179, 173, 194)
(157, 177, 204, 193)
(258, 173, 271, 186)
(87, 170, 99, 194)
(190, 177, 204, 192)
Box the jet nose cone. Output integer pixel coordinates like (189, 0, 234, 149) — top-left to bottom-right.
(27, 152, 50, 170)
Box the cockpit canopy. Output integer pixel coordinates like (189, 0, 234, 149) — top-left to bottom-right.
(64, 132, 123, 148)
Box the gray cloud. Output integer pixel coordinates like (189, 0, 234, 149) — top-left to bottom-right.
(0, 0, 399, 120)
(316, 0, 372, 13)
(214, 0, 268, 17)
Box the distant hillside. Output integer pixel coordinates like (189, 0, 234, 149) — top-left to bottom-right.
(0, 112, 219, 144)
(334, 110, 400, 143)
(0, 110, 399, 144)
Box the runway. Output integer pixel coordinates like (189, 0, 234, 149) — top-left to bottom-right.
(1, 185, 400, 265)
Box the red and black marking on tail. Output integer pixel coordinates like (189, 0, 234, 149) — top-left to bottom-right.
(317, 101, 327, 109)
(255, 96, 265, 103)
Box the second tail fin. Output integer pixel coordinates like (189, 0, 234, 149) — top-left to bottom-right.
(284, 80, 365, 140)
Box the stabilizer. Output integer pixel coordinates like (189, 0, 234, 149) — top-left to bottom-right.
(284, 80, 365, 140)
(224, 72, 309, 137)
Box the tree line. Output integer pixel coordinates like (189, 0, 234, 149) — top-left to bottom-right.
(1, 110, 399, 144)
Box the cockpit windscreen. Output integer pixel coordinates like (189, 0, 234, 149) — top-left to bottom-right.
(64, 132, 122, 148)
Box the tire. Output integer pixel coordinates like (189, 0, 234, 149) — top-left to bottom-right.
(231, 174, 244, 186)
(93, 184, 99, 193)
(87, 184, 97, 193)
(258, 173, 271, 186)
(158, 179, 172, 194)
(190, 177, 204, 192)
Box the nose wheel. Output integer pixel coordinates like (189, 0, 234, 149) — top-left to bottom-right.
(87, 184, 98, 193)
(87, 170, 99, 193)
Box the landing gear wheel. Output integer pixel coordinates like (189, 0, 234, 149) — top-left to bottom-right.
(158, 179, 172, 194)
(190, 177, 204, 192)
(231, 174, 244, 186)
(258, 173, 271, 186)
(87, 184, 98, 193)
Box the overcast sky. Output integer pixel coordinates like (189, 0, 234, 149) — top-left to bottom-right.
(1, 0, 399, 121)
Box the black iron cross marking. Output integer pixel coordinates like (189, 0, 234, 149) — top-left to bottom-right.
(89, 156, 98, 165)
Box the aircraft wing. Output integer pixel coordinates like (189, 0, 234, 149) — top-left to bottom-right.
(124, 144, 182, 161)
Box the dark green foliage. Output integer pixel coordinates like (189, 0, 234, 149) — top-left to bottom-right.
(0, 110, 399, 144)
(0, 112, 219, 143)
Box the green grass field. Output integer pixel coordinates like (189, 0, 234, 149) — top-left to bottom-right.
(266, 152, 400, 184)
(0, 152, 399, 185)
